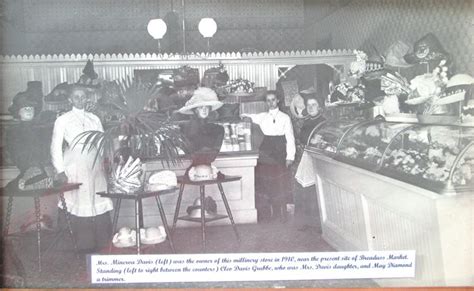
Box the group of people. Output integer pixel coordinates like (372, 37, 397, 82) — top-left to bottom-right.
(6, 82, 325, 253)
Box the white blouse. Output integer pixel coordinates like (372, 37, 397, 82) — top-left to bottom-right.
(243, 108, 296, 161)
(51, 107, 104, 173)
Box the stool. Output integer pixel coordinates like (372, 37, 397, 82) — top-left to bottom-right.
(172, 175, 241, 251)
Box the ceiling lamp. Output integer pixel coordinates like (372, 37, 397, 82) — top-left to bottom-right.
(198, 18, 217, 38)
(147, 19, 167, 53)
(147, 19, 167, 39)
(198, 18, 217, 53)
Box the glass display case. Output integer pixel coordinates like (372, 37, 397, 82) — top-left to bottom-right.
(306, 119, 474, 194)
(379, 124, 474, 193)
(306, 120, 362, 156)
(336, 121, 413, 170)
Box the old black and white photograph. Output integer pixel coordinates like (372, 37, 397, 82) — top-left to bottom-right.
(0, 0, 472, 289)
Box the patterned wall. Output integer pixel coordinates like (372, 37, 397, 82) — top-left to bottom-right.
(1, 0, 305, 55)
(304, 0, 473, 74)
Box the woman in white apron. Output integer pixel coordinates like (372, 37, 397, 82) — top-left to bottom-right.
(51, 85, 113, 252)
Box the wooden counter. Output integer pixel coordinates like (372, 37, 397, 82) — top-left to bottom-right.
(309, 152, 473, 287)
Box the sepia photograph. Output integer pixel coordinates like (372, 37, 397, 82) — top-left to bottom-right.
(0, 0, 472, 289)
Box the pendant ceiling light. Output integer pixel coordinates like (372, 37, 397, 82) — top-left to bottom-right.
(198, 18, 217, 38)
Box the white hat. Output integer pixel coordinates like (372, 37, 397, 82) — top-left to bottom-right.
(145, 170, 177, 192)
(446, 74, 474, 87)
(188, 164, 218, 181)
(140, 226, 167, 245)
(112, 227, 137, 248)
(178, 87, 223, 115)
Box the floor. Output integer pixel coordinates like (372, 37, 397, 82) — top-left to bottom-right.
(1, 209, 378, 288)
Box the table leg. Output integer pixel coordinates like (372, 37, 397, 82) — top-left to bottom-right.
(154, 195, 175, 253)
(135, 199, 141, 255)
(217, 182, 240, 242)
(172, 183, 185, 231)
(109, 198, 122, 253)
(138, 199, 144, 228)
(3, 196, 13, 236)
(112, 198, 122, 234)
(58, 192, 79, 256)
(200, 185, 206, 252)
(34, 197, 42, 272)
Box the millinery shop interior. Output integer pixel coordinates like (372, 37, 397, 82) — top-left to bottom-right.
(0, 0, 472, 288)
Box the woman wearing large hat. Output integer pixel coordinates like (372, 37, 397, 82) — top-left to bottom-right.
(178, 87, 225, 173)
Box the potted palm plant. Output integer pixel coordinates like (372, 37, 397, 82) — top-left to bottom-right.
(74, 76, 187, 192)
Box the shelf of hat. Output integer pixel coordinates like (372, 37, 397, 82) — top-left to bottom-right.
(308, 152, 473, 287)
(113, 152, 259, 229)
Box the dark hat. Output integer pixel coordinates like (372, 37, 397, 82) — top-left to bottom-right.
(404, 33, 449, 64)
(8, 92, 40, 118)
(82, 60, 99, 80)
(186, 196, 218, 218)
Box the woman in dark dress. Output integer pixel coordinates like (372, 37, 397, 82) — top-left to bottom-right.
(294, 92, 325, 229)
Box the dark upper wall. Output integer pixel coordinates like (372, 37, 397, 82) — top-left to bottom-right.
(303, 0, 473, 74)
(0, 0, 305, 55)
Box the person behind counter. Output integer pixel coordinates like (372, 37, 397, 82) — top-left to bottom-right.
(294, 92, 325, 230)
(177, 87, 225, 175)
(50, 84, 113, 253)
(241, 90, 295, 222)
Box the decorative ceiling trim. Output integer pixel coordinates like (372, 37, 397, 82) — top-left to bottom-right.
(0, 49, 357, 65)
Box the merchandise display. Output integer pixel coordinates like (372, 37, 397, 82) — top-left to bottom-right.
(306, 120, 363, 156)
(336, 121, 412, 169)
(306, 119, 474, 194)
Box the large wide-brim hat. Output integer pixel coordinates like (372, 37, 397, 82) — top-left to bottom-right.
(404, 33, 449, 64)
(139, 226, 166, 245)
(145, 170, 177, 192)
(178, 87, 223, 115)
(385, 40, 413, 68)
(8, 92, 40, 117)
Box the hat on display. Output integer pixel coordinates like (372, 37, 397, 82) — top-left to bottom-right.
(188, 164, 219, 181)
(83, 60, 99, 80)
(8, 92, 40, 118)
(290, 94, 306, 119)
(112, 227, 137, 248)
(178, 87, 223, 115)
(77, 60, 100, 89)
(380, 71, 411, 96)
(186, 196, 218, 219)
(139, 226, 167, 245)
(145, 170, 177, 192)
(435, 74, 474, 106)
(44, 82, 72, 113)
(404, 33, 449, 64)
(385, 41, 413, 68)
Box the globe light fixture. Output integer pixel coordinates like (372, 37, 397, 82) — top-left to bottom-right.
(147, 19, 167, 53)
(198, 18, 217, 53)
